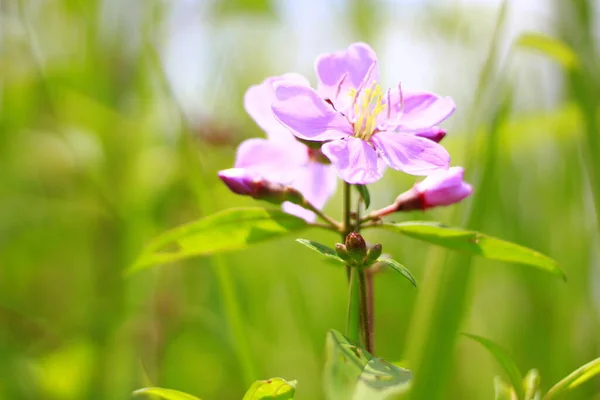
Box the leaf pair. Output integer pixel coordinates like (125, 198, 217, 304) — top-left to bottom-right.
(324, 329, 412, 400)
(130, 207, 565, 283)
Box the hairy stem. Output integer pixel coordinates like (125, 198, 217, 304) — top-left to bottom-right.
(358, 268, 373, 353)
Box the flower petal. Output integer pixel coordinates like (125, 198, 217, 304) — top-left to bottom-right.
(315, 43, 379, 112)
(272, 83, 352, 141)
(244, 73, 310, 142)
(398, 91, 456, 130)
(371, 131, 450, 175)
(235, 138, 307, 183)
(282, 162, 338, 222)
(322, 137, 385, 184)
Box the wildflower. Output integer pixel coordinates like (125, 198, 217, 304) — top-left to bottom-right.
(271, 43, 455, 184)
(414, 166, 472, 208)
(230, 74, 338, 222)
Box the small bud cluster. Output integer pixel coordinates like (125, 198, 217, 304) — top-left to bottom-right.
(335, 232, 382, 268)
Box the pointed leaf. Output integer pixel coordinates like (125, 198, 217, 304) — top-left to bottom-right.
(243, 377, 296, 400)
(129, 208, 307, 273)
(296, 239, 344, 262)
(516, 33, 579, 70)
(544, 357, 600, 399)
(324, 329, 412, 400)
(355, 185, 371, 209)
(494, 377, 518, 400)
(463, 333, 524, 400)
(133, 387, 201, 400)
(376, 258, 417, 287)
(380, 222, 565, 280)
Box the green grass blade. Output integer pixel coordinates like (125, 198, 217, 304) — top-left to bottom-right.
(543, 357, 600, 399)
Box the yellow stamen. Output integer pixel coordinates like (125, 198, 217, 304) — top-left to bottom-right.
(349, 82, 386, 141)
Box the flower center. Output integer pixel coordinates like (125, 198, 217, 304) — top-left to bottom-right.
(350, 83, 386, 141)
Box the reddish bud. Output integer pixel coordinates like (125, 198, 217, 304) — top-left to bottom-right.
(345, 232, 367, 263)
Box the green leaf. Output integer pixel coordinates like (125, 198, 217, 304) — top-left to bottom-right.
(129, 208, 307, 273)
(516, 33, 579, 70)
(296, 239, 344, 262)
(376, 258, 417, 287)
(324, 329, 412, 400)
(355, 185, 371, 209)
(243, 377, 296, 400)
(494, 377, 518, 400)
(133, 387, 202, 400)
(380, 222, 565, 280)
(544, 357, 600, 399)
(463, 334, 524, 400)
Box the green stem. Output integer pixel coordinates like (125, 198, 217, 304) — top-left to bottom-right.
(346, 267, 361, 343)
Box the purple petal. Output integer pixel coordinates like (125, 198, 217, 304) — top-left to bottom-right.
(244, 73, 310, 142)
(371, 131, 450, 175)
(272, 83, 352, 142)
(315, 43, 379, 112)
(321, 137, 386, 184)
(398, 91, 456, 130)
(235, 138, 307, 182)
(282, 162, 338, 222)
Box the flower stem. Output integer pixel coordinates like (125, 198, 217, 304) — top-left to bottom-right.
(358, 268, 373, 353)
(303, 201, 342, 232)
(346, 267, 361, 343)
(343, 182, 352, 235)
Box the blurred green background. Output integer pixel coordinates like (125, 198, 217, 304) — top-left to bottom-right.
(1, 0, 600, 399)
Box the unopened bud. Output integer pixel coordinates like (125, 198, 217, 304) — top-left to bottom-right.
(345, 232, 367, 263)
(365, 243, 382, 265)
(335, 243, 351, 262)
(218, 168, 306, 205)
(414, 167, 472, 208)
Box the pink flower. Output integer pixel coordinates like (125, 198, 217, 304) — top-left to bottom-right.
(228, 74, 337, 222)
(414, 167, 472, 208)
(271, 43, 455, 184)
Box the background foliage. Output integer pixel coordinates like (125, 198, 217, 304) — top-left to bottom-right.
(1, 0, 599, 399)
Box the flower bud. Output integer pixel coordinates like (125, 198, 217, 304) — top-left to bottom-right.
(335, 243, 351, 262)
(365, 243, 382, 265)
(414, 127, 446, 143)
(345, 232, 367, 263)
(414, 167, 472, 208)
(218, 168, 306, 205)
